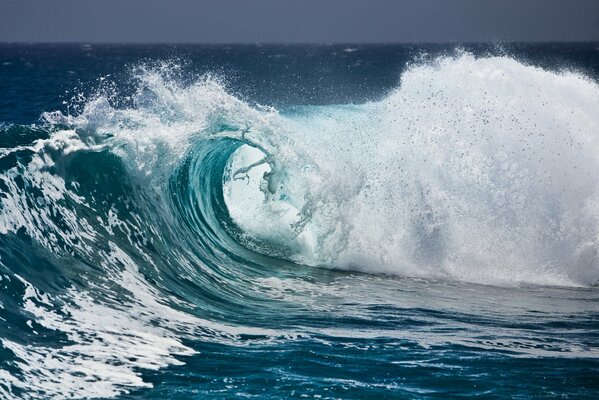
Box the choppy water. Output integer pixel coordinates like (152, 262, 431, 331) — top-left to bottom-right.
(0, 43, 598, 399)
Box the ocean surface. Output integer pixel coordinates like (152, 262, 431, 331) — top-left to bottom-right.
(0, 43, 598, 399)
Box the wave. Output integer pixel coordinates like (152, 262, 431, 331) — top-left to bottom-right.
(0, 53, 598, 398)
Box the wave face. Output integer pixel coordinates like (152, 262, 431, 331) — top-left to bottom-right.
(1, 47, 599, 399)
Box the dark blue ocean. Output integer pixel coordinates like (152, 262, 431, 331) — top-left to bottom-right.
(0, 43, 598, 399)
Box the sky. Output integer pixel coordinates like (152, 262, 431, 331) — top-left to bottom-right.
(1, 0, 598, 43)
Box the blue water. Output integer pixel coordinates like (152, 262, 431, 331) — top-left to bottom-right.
(0, 43, 598, 399)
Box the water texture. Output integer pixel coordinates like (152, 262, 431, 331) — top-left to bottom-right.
(0, 44, 598, 399)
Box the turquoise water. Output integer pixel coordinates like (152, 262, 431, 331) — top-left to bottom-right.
(0, 44, 598, 399)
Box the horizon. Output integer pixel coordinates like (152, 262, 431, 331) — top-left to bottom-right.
(2, 40, 599, 45)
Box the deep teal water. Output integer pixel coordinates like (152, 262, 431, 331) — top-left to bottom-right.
(0, 44, 598, 399)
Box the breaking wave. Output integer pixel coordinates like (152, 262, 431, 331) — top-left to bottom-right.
(1, 53, 598, 398)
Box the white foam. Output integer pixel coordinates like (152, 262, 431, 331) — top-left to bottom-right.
(1, 243, 289, 399)
(225, 53, 599, 286)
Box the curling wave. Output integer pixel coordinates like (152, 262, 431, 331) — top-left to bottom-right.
(0, 53, 599, 398)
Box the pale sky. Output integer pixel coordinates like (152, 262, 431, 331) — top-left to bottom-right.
(1, 0, 598, 43)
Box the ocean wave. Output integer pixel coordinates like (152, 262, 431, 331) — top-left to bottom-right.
(0, 52, 598, 398)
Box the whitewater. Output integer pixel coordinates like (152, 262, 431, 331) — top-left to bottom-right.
(0, 45, 598, 399)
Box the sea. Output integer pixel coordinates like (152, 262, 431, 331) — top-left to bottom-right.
(0, 43, 598, 399)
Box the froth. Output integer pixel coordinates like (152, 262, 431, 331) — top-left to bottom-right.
(226, 53, 599, 286)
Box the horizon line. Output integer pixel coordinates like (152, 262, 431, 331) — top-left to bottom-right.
(1, 40, 598, 46)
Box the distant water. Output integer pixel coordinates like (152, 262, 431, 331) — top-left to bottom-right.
(0, 43, 598, 399)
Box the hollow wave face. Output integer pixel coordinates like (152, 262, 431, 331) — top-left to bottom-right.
(0, 53, 599, 398)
